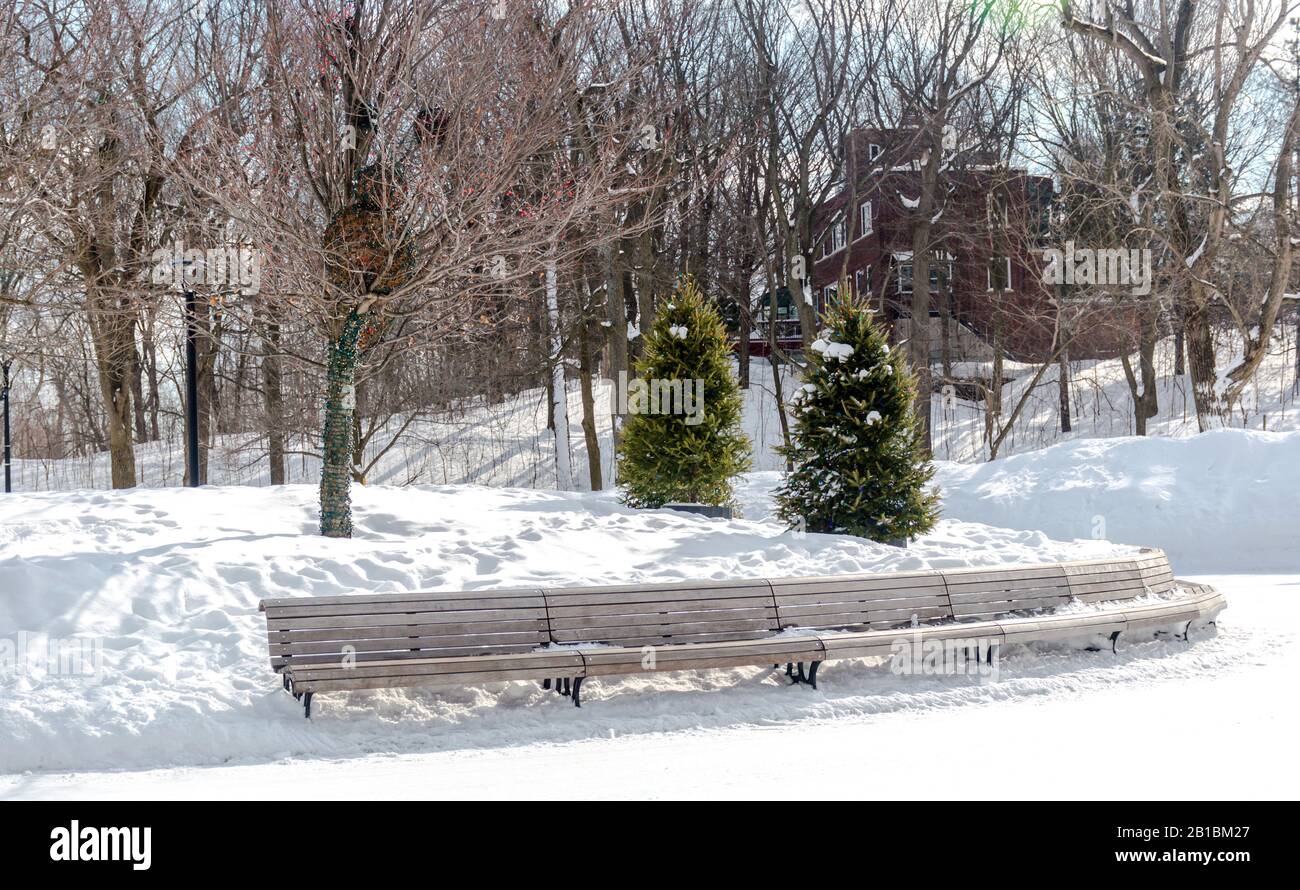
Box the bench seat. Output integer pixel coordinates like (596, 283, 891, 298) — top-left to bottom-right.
(577, 635, 825, 677)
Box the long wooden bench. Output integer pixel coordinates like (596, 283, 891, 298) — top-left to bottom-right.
(259, 548, 1224, 717)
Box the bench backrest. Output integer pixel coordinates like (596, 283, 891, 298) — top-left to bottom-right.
(1061, 551, 1175, 601)
(260, 551, 1177, 666)
(769, 569, 948, 631)
(260, 588, 550, 670)
(770, 550, 1175, 630)
(942, 563, 1073, 620)
(543, 579, 780, 648)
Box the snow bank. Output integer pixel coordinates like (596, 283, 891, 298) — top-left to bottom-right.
(0, 481, 1134, 775)
(934, 428, 1300, 573)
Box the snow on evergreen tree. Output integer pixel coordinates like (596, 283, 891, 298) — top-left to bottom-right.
(775, 293, 939, 541)
(617, 277, 752, 508)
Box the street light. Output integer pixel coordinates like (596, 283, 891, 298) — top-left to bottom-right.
(164, 254, 201, 488)
(2, 358, 11, 494)
(184, 286, 200, 488)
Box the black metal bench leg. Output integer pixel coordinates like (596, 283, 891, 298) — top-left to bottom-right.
(542, 678, 551, 690)
(571, 677, 584, 708)
(1109, 630, 1122, 654)
(795, 661, 806, 683)
(806, 660, 821, 689)
(303, 692, 313, 719)
(1179, 620, 1193, 642)
(562, 677, 571, 696)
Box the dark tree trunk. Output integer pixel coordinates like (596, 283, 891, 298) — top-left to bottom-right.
(320, 311, 364, 538)
(1183, 302, 1222, 431)
(263, 316, 286, 485)
(1058, 351, 1071, 433)
(578, 313, 602, 491)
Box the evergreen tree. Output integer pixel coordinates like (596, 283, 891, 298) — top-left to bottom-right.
(775, 293, 939, 540)
(617, 277, 752, 508)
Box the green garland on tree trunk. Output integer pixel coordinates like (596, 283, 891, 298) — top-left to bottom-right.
(320, 309, 365, 538)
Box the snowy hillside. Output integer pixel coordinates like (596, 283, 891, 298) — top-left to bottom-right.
(934, 429, 1300, 573)
(0, 479, 1139, 776)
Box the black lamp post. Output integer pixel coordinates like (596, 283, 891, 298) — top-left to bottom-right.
(2, 358, 11, 494)
(184, 287, 200, 488)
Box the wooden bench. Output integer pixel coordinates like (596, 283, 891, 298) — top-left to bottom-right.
(260, 587, 580, 718)
(259, 549, 1224, 717)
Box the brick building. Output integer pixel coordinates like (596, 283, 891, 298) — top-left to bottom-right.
(807, 126, 1132, 363)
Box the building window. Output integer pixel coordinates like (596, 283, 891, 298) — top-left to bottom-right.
(898, 262, 913, 294)
(929, 255, 954, 291)
(855, 265, 872, 297)
(988, 256, 1012, 291)
(986, 192, 1008, 227)
(858, 200, 873, 238)
(822, 284, 838, 308)
(868, 143, 882, 162)
(821, 219, 846, 257)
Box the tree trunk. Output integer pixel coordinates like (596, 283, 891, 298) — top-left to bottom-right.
(603, 243, 628, 467)
(320, 310, 364, 538)
(262, 315, 286, 485)
(130, 344, 148, 442)
(546, 258, 572, 490)
(768, 280, 793, 471)
(193, 303, 217, 485)
(351, 380, 365, 482)
(909, 133, 942, 456)
(1120, 319, 1159, 436)
(578, 309, 602, 491)
(790, 245, 818, 352)
(1183, 301, 1222, 431)
(89, 308, 137, 489)
(1058, 351, 1071, 433)
(635, 230, 656, 344)
(737, 286, 752, 389)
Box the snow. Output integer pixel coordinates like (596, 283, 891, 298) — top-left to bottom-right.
(810, 339, 854, 362)
(934, 428, 1300, 573)
(0, 481, 1147, 778)
(4, 573, 1293, 799)
(898, 191, 920, 209)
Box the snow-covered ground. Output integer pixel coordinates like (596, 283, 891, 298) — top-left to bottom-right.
(5, 574, 1289, 801)
(0, 481, 1136, 778)
(1, 426, 1296, 796)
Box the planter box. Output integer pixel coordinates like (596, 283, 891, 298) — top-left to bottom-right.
(663, 503, 735, 520)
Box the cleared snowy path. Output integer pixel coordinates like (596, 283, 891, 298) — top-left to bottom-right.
(4, 575, 1293, 800)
